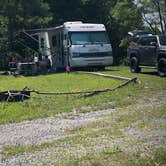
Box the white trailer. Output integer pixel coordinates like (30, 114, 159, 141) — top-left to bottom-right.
(26, 21, 113, 71)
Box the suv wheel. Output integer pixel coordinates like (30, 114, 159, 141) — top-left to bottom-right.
(130, 57, 141, 73)
(158, 58, 166, 77)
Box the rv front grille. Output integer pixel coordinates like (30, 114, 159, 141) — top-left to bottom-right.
(79, 52, 111, 58)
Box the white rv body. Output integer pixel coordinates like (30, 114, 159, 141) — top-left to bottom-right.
(30, 21, 113, 70)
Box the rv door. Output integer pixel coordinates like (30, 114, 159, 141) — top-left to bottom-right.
(63, 34, 71, 66)
(39, 32, 51, 57)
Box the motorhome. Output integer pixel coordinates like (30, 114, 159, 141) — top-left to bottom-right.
(24, 21, 113, 71)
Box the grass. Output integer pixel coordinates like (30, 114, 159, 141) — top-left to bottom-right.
(1, 65, 166, 165)
(2, 100, 165, 163)
(56, 148, 166, 166)
(0, 66, 166, 124)
(0, 71, 123, 124)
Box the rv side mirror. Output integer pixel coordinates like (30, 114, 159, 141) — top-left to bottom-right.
(63, 40, 71, 48)
(67, 38, 72, 47)
(67, 44, 71, 48)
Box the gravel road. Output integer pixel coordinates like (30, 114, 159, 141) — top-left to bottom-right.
(0, 108, 115, 166)
(0, 109, 115, 147)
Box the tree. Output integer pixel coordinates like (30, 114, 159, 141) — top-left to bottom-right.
(0, 0, 52, 50)
(82, 0, 110, 23)
(138, 0, 166, 34)
(0, 14, 8, 69)
(0, 0, 52, 69)
(107, 0, 143, 64)
(46, 0, 84, 25)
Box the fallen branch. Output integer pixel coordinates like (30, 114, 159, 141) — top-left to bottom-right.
(76, 71, 132, 81)
(0, 72, 139, 102)
(29, 77, 138, 97)
(82, 77, 137, 97)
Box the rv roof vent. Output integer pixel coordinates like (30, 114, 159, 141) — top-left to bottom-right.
(64, 21, 83, 25)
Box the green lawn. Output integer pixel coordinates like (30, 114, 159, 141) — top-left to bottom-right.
(0, 66, 165, 124)
(1, 66, 166, 165)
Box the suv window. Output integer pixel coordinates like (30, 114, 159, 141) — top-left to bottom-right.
(159, 36, 166, 46)
(138, 36, 157, 46)
(138, 37, 147, 45)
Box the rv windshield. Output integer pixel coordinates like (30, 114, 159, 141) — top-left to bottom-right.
(69, 31, 110, 45)
(159, 36, 166, 46)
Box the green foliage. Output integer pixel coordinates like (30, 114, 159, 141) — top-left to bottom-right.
(138, 0, 166, 34)
(108, 0, 143, 64)
(112, 1, 142, 29)
(18, 0, 52, 28)
(1, 0, 52, 29)
(47, 0, 84, 25)
(0, 0, 52, 68)
(0, 15, 8, 69)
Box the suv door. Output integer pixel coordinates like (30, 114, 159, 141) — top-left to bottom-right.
(138, 37, 149, 65)
(139, 36, 157, 66)
(146, 36, 157, 65)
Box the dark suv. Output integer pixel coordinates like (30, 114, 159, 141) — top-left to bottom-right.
(127, 35, 166, 76)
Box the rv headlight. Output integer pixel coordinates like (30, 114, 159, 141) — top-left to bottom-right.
(72, 53, 80, 58)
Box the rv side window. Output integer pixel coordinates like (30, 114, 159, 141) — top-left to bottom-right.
(52, 36, 57, 47)
(31, 35, 39, 50)
(41, 38, 45, 48)
(64, 35, 67, 40)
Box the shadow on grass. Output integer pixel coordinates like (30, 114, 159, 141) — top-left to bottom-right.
(1, 67, 121, 77)
(140, 71, 158, 76)
(104, 68, 120, 72)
